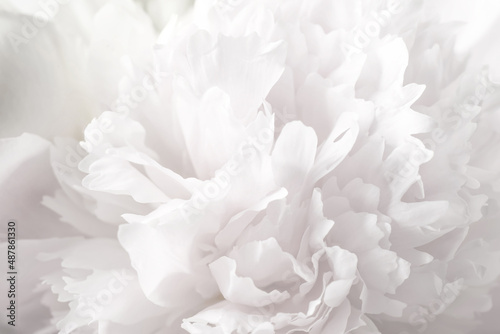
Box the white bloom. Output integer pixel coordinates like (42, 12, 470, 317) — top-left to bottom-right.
(1, 0, 500, 334)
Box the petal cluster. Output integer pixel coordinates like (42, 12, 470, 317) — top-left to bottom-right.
(1, 0, 500, 334)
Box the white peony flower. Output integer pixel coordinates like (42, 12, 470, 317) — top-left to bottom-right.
(1, 0, 500, 334)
